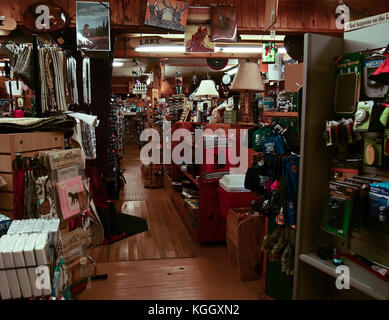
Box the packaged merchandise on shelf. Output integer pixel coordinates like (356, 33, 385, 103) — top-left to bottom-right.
(61, 228, 90, 292)
(0, 214, 11, 236)
(39, 148, 83, 171)
(322, 181, 357, 238)
(0, 218, 69, 300)
(369, 183, 389, 224)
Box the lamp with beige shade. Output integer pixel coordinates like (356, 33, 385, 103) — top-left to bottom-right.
(231, 60, 265, 125)
(195, 79, 219, 122)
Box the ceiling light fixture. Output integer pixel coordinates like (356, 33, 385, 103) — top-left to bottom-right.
(113, 59, 125, 67)
(240, 35, 286, 41)
(133, 46, 286, 54)
(215, 46, 263, 53)
(135, 46, 185, 53)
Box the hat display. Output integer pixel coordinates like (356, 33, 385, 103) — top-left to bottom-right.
(0, 17, 17, 36)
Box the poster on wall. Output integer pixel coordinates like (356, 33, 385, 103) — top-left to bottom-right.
(185, 24, 214, 53)
(76, 1, 111, 51)
(211, 6, 237, 43)
(145, 0, 189, 32)
(262, 42, 276, 64)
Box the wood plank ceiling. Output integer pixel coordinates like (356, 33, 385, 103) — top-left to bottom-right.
(3, 0, 389, 34)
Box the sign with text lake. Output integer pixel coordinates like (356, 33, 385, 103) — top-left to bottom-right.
(76, 1, 111, 52)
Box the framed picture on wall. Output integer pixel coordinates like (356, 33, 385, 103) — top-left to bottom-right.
(211, 5, 237, 43)
(76, 1, 111, 51)
(185, 24, 214, 53)
(145, 0, 189, 32)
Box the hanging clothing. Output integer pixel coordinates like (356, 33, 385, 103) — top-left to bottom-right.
(24, 170, 37, 219)
(81, 121, 97, 160)
(13, 168, 25, 220)
(67, 112, 99, 167)
(67, 56, 79, 105)
(82, 57, 91, 105)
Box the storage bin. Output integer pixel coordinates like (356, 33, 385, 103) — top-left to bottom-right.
(218, 174, 257, 220)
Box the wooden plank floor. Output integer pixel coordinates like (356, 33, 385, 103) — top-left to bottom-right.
(80, 145, 266, 300)
(89, 200, 196, 262)
(80, 246, 269, 300)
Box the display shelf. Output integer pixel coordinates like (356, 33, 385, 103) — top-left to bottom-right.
(176, 164, 200, 188)
(183, 171, 200, 188)
(170, 188, 197, 239)
(263, 111, 298, 118)
(293, 27, 389, 300)
(300, 252, 389, 300)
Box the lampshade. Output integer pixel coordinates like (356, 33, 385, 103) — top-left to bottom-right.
(231, 61, 265, 92)
(195, 80, 219, 99)
(160, 79, 173, 97)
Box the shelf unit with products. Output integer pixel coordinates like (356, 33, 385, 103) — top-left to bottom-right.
(141, 89, 164, 188)
(293, 22, 389, 300)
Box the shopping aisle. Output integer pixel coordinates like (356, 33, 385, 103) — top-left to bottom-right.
(81, 145, 266, 300)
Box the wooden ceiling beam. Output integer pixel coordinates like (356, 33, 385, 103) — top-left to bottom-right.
(114, 50, 261, 60)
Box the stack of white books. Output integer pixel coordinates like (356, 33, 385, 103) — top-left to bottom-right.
(0, 218, 60, 300)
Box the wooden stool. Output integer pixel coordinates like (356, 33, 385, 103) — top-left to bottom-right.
(226, 208, 265, 281)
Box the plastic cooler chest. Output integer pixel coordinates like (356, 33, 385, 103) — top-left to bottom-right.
(218, 174, 257, 220)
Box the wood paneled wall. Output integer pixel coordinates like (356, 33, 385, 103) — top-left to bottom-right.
(2, 0, 389, 33)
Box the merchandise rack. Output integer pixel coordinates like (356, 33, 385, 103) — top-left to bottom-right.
(141, 89, 164, 188)
(293, 22, 389, 300)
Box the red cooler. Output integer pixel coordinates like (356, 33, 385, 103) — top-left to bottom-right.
(218, 174, 257, 221)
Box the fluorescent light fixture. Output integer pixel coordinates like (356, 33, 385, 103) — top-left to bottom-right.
(240, 35, 286, 41)
(0, 62, 5, 67)
(113, 59, 125, 67)
(128, 33, 185, 39)
(215, 46, 263, 53)
(133, 45, 286, 54)
(135, 46, 185, 53)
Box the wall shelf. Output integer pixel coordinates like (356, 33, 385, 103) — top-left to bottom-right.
(300, 252, 389, 300)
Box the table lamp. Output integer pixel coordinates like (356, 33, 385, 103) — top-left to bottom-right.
(231, 61, 265, 125)
(195, 79, 219, 121)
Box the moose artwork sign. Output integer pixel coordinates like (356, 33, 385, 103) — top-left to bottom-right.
(145, 0, 189, 32)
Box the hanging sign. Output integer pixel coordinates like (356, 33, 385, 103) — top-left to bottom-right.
(23, 2, 69, 32)
(344, 12, 389, 31)
(76, 1, 111, 51)
(129, 37, 172, 48)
